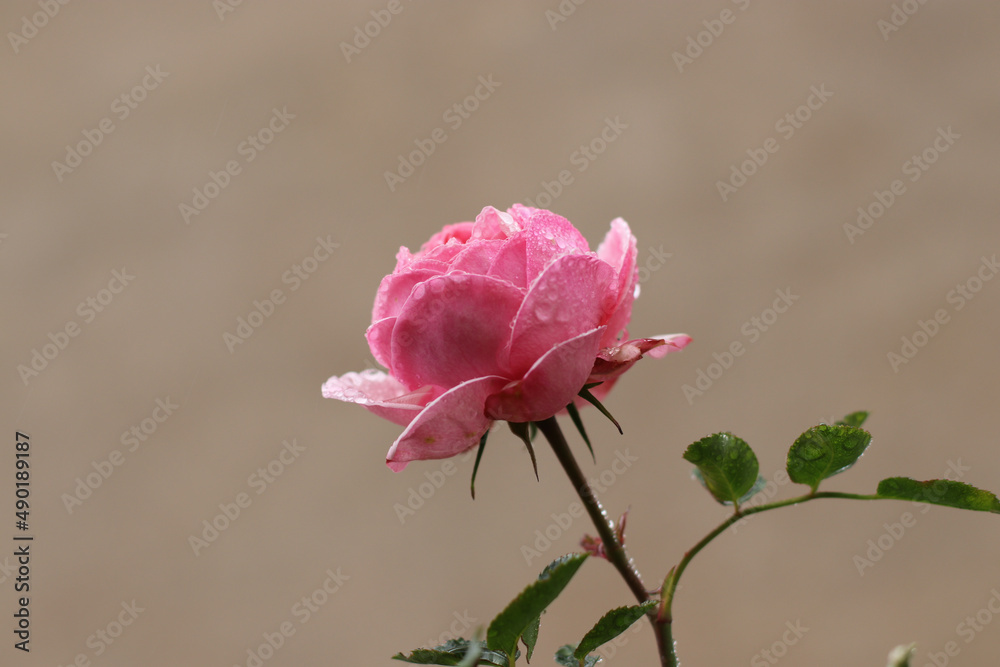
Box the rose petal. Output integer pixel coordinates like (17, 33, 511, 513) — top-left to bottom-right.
(472, 206, 519, 240)
(644, 333, 692, 359)
(322, 370, 442, 427)
(487, 234, 528, 289)
(365, 316, 396, 369)
(596, 218, 638, 347)
(391, 273, 524, 389)
(372, 268, 443, 322)
(507, 253, 615, 377)
(519, 209, 593, 283)
(586, 334, 692, 384)
(449, 239, 505, 275)
(485, 327, 604, 423)
(418, 222, 474, 254)
(386, 375, 509, 471)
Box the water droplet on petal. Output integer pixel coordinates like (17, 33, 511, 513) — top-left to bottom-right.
(535, 302, 553, 322)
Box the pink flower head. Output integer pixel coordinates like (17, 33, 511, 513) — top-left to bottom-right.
(322, 205, 690, 471)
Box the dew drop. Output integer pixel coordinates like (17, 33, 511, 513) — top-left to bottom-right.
(535, 302, 554, 322)
(798, 443, 825, 461)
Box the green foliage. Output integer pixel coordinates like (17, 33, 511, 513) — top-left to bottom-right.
(566, 402, 596, 463)
(393, 639, 509, 666)
(470, 431, 489, 499)
(486, 554, 588, 660)
(577, 385, 622, 434)
(554, 645, 601, 667)
(786, 424, 871, 491)
(574, 602, 656, 659)
(509, 422, 539, 482)
(520, 616, 540, 662)
(835, 411, 869, 428)
(877, 477, 1000, 513)
(683, 433, 759, 506)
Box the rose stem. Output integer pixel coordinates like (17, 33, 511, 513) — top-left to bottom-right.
(535, 416, 673, 667)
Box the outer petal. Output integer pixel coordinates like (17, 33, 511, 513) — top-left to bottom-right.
(485, 327, 604, 423)
(391, 273, 524, 389)
(507, 254, 615, 377)
(365, 316, 396, 369)
(519, 209, 593, 284)
(586, 334, 692, 384)
(321, 370, 442, 427)
(596, 218, 638, 347)
(372, 267, 442, 321)
(386, 375, 509, 471)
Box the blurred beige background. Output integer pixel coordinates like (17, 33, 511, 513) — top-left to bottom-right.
(2, 2, 999, 665)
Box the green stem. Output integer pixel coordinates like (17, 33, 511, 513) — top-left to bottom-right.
(659, 490, 882, 625)
(534, 417, 673, 667)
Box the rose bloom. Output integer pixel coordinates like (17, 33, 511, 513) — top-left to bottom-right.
(323, 205, 689, 471)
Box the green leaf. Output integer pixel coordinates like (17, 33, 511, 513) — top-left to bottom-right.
(786, 424, 871, 491)
(577, 386, 622, 434)
(470, 431, 489, 500)
(566, 402, 596, 463)
(683, 433, 759, 506)
(393, 639, 509, 666)
(574, 602, 656, 659)
(876, 477, 1000, 513)
(521, 615, 540, 662)
(509, 422, 539, 482)
(487, 554, 588, 659)
(554, 645, 601, 667)
(836, 411, 870, 428)
(885, 643, 915, 667)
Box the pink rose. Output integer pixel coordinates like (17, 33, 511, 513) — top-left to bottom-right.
(323, 205, 690, 471)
